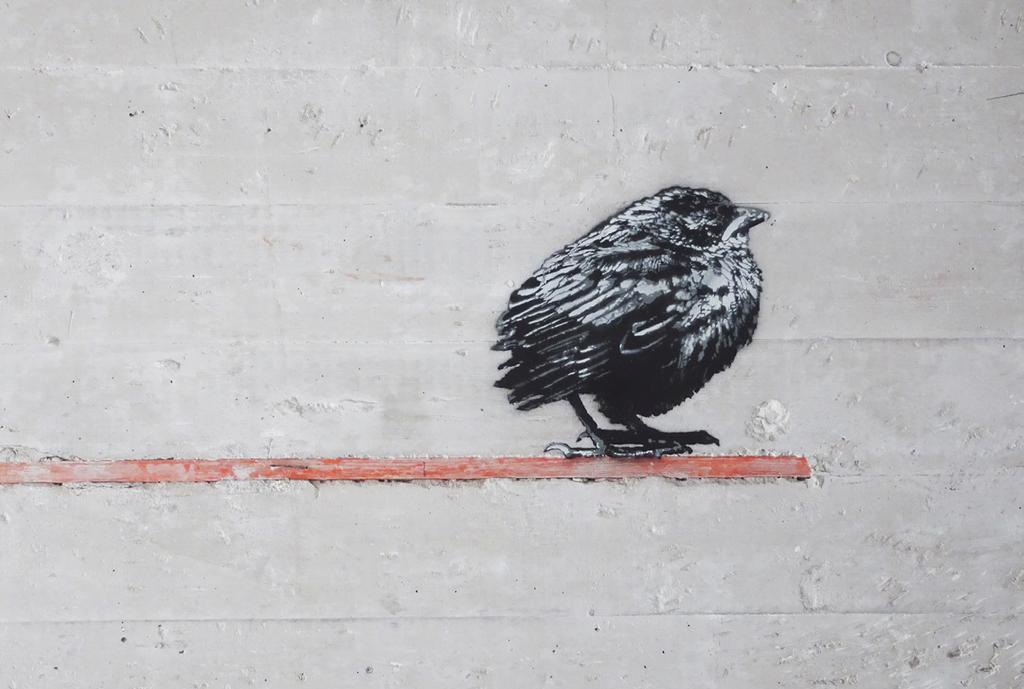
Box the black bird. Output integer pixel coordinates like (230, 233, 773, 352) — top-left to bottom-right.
(493, 186, 769, 457)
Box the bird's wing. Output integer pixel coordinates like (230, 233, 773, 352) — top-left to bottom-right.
(495, 236, 695, 408)
(617, 268, 723, 356)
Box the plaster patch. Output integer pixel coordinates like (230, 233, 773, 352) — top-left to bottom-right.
(746, 399, 791, 441)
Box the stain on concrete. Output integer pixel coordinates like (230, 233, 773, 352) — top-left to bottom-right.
(276, 396, 380, 416)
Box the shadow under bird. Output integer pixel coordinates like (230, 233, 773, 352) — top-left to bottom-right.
(494, 186, 770, 457)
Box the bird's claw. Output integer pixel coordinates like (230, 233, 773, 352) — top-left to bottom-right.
(543, 430, 605, 457)
(607, 442, 693, 458)
(651, 430, 718, 447)
(544, 440, 693, 459)
(544, 442, 604, 458)
(696, 431, 720, 446)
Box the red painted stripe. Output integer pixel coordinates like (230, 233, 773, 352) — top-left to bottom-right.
(0, 455, 810, 484)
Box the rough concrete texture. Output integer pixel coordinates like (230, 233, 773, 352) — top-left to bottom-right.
(1, 1, 1023, 686)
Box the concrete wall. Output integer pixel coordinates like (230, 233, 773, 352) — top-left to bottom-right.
(1, 1, 1022, 686)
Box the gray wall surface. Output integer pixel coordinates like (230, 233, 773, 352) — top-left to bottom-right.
(1, 1, 1022, 686)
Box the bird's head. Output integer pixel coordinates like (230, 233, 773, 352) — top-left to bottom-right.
(648, 186, 769, 249)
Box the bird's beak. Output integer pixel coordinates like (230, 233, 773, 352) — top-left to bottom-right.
(723, 206, 770, 239)
(736, 206, 770, 228)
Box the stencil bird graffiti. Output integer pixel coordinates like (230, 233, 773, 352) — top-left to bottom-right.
(494, 186, 769, 457)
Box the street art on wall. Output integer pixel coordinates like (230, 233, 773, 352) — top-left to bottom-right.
(494, 187, 769, 458)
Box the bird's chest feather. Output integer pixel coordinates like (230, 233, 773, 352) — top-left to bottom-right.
(672, 251, 762, 368)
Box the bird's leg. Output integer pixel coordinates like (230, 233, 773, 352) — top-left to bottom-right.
(544, 394, 609, 458)
(623, 415, 719, 454)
